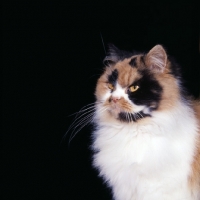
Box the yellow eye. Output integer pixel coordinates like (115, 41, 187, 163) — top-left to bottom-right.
(107, 83, 114, 90)
(129, 85, 139, 92)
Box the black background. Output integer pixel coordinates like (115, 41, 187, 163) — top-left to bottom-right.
(3, 1, 200, 200)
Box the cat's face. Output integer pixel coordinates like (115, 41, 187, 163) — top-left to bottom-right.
(95, 45, 180, 123)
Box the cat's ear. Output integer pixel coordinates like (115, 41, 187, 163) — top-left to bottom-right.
(145, 45, 167, 73)
(103, 44, 120, 65)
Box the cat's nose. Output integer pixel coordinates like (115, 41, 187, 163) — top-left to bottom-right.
(111, 96, 121, 103)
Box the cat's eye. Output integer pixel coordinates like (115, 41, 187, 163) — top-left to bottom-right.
(107, 83, 114, 90)
(129, 85, 139, 92)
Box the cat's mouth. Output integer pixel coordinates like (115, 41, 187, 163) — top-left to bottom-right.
(108, 103, 122, 117)
(108, 101, 132, 118)
(110, 103, 121, 111)
(107, 100, 150, 122)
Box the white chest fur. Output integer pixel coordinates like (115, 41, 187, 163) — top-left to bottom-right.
(92, 103, 199, 200)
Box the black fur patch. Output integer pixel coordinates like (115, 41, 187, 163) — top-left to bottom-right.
(128, 70, 163, 109)
(168, 56, 182, 78)
(108, 69, 118, 85)
(140, 55, 146, 65)
(129, 57, 137, 67)
(167, 56, 187, 98)
(118, 111, 151, 122)
(104, 44, 138, 64)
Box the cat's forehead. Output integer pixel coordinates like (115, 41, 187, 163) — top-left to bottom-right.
(107, 57, 142, 87)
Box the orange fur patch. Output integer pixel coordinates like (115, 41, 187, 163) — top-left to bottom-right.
(113, 58, 141, 88)
(94, 44, 200, 196)
(189, 100, 200, 190)
(155, 72, 180, 111)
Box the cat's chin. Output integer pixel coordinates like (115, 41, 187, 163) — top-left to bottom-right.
(108, 108, 121, 119)
(108, 107, 152, 123)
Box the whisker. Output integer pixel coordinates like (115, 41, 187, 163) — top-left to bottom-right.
(138, 112, 143, 119)
(135, 113, 140, 120)
(136, 113, 140, 119)
(68, 103, 96, 117)
(68, 111, 95, 135)
(127, 112, 130, 123)
(66, 105, 108, 145)
(73, 101, 103, 115)
(69, 112, 95, 144)
(70, 106, 95, 121)
(129, 113, 132, 123)
(68, 119, 93, 145)
(66, 101, 104, 133)
(94, 107, 108, 117)
(66, 108, 95, 134)
(133, 113, 136, 121)
(125, 112, 128, 122)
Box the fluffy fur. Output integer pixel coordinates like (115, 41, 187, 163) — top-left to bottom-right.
(92, 44, 200, 200)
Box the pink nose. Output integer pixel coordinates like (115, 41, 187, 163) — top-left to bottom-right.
(111, 96, 120, 103)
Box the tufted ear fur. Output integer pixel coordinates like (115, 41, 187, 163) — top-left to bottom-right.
(103, 44, 120, 65)
(103, 44, 133, 66)
(145, 45, 167, 73)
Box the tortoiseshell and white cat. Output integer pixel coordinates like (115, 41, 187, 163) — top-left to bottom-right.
(68, 44, 200, 199)
(90, 44, 200, 200)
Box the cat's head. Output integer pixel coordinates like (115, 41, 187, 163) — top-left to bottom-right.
(95, 44, 182, 123)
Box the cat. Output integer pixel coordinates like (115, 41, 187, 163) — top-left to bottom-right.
(90, 44, 200, 200)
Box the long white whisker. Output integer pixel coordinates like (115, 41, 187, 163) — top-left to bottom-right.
(138, 112, 143, 119)
(128, 113, 132, 123)
(127, 112, 130, 123)
(66, 108, 95, 134)
(70, 112, 95, 134)
(68, 118, 94, 145)
(68, 114, 95, 144)
(130, 113, 133, 122)
(68, 103, 97, 117)
(66, 102, 105, 131)
(71, 106, 95, 121)
(94, 107, 108, 117)
(69, 112, 95, 144)
(70, 105, 106, 134)
(136, 113, 140, 120)
(125, 112, 128, 123)
(68, 106, 108, 144)
(68, 101, 104, 117)
(133, 113, 136, 121)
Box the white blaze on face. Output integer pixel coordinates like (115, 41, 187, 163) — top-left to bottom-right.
(108, 82, 146, 114)
(111, 82, 127, 101)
